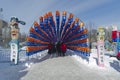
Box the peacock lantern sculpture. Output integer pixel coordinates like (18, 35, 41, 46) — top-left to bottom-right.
(26, 11, 90, 58)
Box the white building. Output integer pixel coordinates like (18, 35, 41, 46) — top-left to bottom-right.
(0, 19, 11, 48)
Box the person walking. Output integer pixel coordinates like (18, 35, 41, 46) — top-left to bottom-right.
(60, 42, 67, 56)
(56, 41, 62, 56)
(52, 43, 56, 53)
(51, 43, 57, 57)
(48, 42, 53, 55)
(116, 51, 120, 60)
(110, 50, 120, 60)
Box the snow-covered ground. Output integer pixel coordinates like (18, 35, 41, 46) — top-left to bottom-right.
(0, 49, 120, 80)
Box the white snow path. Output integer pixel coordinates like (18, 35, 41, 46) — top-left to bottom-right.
(0, 49, 120, 80)
(21, 55, 120, 80)
(0, 63, 28, 80)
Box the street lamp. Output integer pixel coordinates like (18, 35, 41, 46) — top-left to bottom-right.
(0, 8, 3, 19)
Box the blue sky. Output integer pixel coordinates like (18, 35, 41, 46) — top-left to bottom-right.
(0, 0, 120, 33)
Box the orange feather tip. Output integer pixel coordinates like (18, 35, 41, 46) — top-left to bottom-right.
(29, 27, 34, 32)
(26, 37, 29, 41)
(39, 16, 43, 22)
(48, 12, 52, 16)
(56, 10, 60, 16)
(83, 29, 88, 33)
(26, 47, 29, 51)
(62, 11, 67, 15)
(87, 38, 89, 42)
(34, 21, 39, 26)
(79, 22, 84, 27)
(43, 13, 48, 18)
(69, 13, 73, 18)
(75, 18, 79, 22)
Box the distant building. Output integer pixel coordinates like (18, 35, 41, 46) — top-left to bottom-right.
(0, 19, 11, 48)
(0, 19, 27, 48)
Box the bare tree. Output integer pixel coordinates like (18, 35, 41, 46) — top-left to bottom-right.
(85, 22, 98, 48)
(104, 26, 112, 41)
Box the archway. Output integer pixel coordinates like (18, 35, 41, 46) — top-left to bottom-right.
(26, 11, 90, 58)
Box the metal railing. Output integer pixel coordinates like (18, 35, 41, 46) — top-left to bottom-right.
(0, 49, 10, 62)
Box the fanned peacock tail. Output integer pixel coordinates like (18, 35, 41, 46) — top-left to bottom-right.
(26, 11, 90, 57)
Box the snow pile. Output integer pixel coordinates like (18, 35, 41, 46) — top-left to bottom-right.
(20, 46, 26, 51)
(24, 50, 48, 68)
(0, 49, 49, 80)
(70, 49, 120, 72)
(0, 48, 120, 80)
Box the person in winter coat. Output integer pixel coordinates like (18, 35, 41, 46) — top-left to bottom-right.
(60, 42, 67, 56)
(48, 43, 53, 55)
(116, 51, 120, 60)
(110, 51, 120, 60)
(56, 41, 62, 56)
(52, 43, 56, 54)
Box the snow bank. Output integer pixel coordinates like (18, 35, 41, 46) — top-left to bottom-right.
(0, 48, 120, 80)
(24, 50, 48, 68)
(69, 49, 120, 73)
